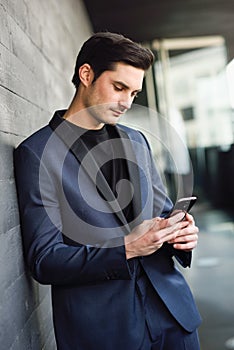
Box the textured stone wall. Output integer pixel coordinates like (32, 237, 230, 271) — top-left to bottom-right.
(0, 1, 91, 348)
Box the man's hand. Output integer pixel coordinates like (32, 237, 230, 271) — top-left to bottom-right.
(167, 213, 199, 252)
(124, 212, 197, 260)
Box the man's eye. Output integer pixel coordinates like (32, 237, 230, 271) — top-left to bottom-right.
(114, 85, 123, 91)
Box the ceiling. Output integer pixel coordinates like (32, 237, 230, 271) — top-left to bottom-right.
(83, 0, 234, 59)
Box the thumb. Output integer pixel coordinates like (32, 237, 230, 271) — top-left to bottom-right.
(167, 211, 185, 225)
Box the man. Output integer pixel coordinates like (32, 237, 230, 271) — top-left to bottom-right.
(14, 32, 201, 349)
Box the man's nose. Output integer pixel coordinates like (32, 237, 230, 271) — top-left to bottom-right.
(119, 97, 133, 111)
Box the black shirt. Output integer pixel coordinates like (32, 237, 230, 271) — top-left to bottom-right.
(65, 121, 134, 224)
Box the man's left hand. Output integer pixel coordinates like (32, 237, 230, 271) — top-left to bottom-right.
(167, 213, 199, 251)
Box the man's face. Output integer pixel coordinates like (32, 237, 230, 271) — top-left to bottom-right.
(81, 62, 145, 128)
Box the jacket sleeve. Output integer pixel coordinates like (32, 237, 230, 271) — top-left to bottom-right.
(14, 144, 132, 286)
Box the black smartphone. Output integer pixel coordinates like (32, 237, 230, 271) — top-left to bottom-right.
(165, 196, 197, 219)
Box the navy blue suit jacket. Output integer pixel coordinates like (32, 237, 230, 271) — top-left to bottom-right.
(14, 111, 201, 349)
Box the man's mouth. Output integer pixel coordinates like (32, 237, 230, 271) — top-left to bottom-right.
(110, 109, 125, 116)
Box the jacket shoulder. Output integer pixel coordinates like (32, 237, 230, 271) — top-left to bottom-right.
(117, 124, 151, 152)
(15, 125, 53, 155)
(117, 124, 149, 145)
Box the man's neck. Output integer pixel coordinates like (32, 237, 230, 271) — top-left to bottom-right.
(63, 93, 104, 130)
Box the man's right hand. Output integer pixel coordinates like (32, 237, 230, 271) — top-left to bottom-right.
(124, 213, 189, 260)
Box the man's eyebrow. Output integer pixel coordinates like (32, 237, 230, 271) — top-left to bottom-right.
(114, 80, 142, 93)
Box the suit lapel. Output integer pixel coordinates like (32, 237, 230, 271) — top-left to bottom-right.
(49, 113, 130, 231)
(116, 127, 143, 227)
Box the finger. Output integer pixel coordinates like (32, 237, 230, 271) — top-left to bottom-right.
(152, 229, 182, 245)
(154, 220, 191, 244)
(151, 217, 168, 230)
(173, 240, 198, 251)
(168, 223, 199, 242)
(184, 212, 195, 223)
(170, 232, 198, 243)
(167, 211, 186, 225)
(166, 211, 185, 225)
(178, 224, 199, 238)
(150, 218, 195, 245)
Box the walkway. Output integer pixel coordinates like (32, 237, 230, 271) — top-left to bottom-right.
(184, 203, 234, 350)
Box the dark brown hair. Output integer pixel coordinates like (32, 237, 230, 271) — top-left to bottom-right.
(72, 32, 154, 89)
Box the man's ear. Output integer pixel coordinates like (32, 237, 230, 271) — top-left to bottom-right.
(79, 64, 94, 87)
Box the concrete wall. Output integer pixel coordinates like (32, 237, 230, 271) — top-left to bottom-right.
(0, 1, 91, 348)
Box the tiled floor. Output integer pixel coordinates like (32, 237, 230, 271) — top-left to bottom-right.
(183, 203, 234, 350)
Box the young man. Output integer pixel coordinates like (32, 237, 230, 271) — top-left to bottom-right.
(14, 32, 201, 349)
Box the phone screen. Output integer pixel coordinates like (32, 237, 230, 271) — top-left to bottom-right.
(165, 196, 197, 219)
